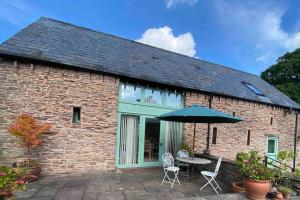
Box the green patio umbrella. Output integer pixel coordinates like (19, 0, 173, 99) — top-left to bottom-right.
(156, 104, 242, 158)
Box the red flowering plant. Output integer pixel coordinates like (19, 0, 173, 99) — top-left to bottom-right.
(8, 114, 51, 168)
(236, 150, 275, 181)
(0, 166, 36, 199)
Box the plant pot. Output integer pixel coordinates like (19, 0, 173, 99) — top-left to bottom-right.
(276, 191, 283, 200)
(26, 166, 41, 182)
(232, 182, 245, 193)
(243, 178, 271, 200)
(0, 191, 13, 200)
(282, 192, 291, 199)
(296, 189, 300, 196)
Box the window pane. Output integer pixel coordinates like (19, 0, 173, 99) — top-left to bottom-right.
(144, 89, 162, 105)
(247, 131, 251, 146)
(144, 118, 160, 162)
(212, 127, 217, 144)
(120, 85, 141, 102)
(268, 140, 275, 153)
(166, 93, 182, 108)
(244, 82, 264, 96)
(73, 107, 81, 123)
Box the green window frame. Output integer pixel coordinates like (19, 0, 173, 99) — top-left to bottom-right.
(116, 82, 184, 168)
(119, 82, 184, 109)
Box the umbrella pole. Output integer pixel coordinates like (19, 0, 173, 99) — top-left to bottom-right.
(192, 123, 196, 159)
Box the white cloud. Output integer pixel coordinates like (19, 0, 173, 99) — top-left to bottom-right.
(285, 32, 300, 50)
(136, 26, 196, 57)
(211, 0, 300, 64)
(165, 0, 198, 9)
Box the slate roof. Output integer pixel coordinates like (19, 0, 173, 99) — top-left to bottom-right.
(0, 17, 299, 109)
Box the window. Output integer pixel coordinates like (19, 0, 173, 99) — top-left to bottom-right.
(144, 89, 163, 105)
(247, 130, 251, 146)
(267, 139, 275, 153)
(73, 107, 81, 123)
(166, 92, 182, 108)
(270, 117, 273, 125)
(242, 82, 264, 96)
(212, 127, 217, 144)
(120, 84, 141, 102)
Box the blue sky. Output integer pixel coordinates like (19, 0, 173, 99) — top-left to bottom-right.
(0, 0, 300, 75)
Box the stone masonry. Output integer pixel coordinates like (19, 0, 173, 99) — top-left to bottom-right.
(0, 58, 299, 175)
(184, 92, 300, 165)
(0, 60, 119, 174)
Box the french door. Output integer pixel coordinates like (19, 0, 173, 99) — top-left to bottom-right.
(117, 114, 164, 168)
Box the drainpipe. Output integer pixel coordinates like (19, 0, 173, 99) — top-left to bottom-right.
(205, 93, 213, 154)
(293, 111, 298, 172)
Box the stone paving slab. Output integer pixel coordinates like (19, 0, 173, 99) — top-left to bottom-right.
(15, 169, 237, 200)
(32, 185, 60, 197)
(54, 187, 85, 200)
(16, 197, 53, 200)
(98, 191, 125, 200)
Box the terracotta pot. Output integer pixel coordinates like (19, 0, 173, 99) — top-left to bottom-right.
(232, 182, 245, 193)
(27, 166, 41, 182)
(276, 191, 283, 200)
(243, 178, 271, 200)
(0, 191, 13, 199)
(282, 192, 291, 199)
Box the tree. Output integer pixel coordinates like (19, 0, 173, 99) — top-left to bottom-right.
(261, 48, 300, 104)
(8, 114, 51, 163)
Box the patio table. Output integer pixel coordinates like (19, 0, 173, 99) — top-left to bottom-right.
(176, 157, 211, 179)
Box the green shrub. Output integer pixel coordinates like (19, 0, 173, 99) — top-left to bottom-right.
(277, 186, 293, 194)
(236, 150, 275, 181)
(0, 166, 28, 199)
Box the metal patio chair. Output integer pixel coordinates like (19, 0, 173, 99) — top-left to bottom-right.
(161, 153, 181, 188)
(176, 149, 190, 179)
(200, 157, 222, 194)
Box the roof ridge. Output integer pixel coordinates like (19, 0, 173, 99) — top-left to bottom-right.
(39, 17, 260, 78)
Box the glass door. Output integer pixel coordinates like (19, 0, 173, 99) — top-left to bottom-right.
(143, 117, 162, 164)
(116, 114, 183, 168)
(266, 136, 278, 167)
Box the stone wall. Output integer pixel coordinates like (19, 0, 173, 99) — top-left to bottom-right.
(0, 58, 299, 175)
(0, 60, 119, 174)
(184, 92, 299, 166)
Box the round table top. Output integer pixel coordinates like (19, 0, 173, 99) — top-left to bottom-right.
(176, 157, 212, 165)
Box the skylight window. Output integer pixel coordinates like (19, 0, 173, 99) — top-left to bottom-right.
(242, 82, 264, 96)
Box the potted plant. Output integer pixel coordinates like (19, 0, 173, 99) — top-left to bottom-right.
(271, 151, 299, 198)
(0, 166, 35, 200)
(8, 114, 51, 181)
(180, 143, 192, 155)
(277, 186, 292, 199)
(231, 181, 245, 193)
(295, 184, 300, 196)
(236, 150, 275, 200)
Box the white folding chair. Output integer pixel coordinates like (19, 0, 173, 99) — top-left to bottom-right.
(200, 157, 222, 194)
(161, 153, 181, 188)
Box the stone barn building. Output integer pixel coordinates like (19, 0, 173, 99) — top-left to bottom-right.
(0, 17, 299, 174)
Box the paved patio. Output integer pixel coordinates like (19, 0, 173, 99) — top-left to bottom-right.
(14, 168, 234, 200)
